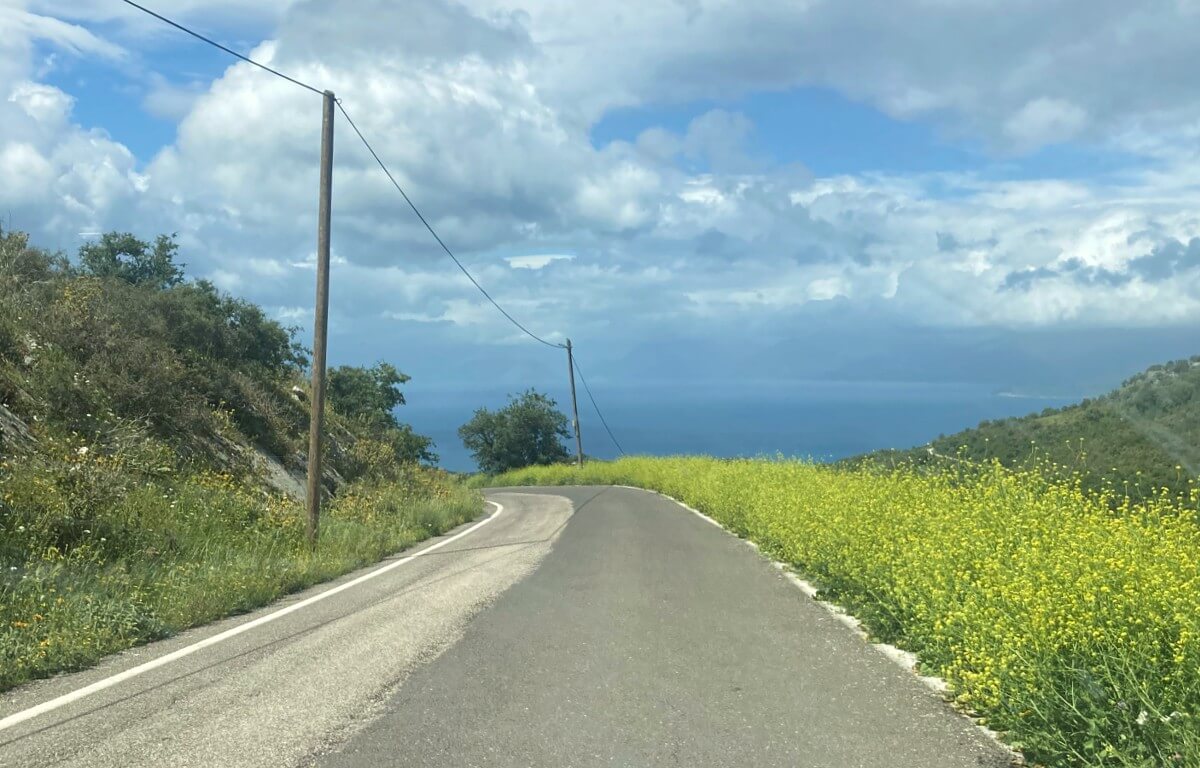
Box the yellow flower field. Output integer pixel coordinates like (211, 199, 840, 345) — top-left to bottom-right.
(488, 457, 1200, 767)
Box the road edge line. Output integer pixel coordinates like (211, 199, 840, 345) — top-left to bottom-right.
(610, 484, 1022, 764)
(0, 500, 505, 734)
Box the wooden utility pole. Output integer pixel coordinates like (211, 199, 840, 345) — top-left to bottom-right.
(306, 90, 336, 546)
(566, 339, 583, 465)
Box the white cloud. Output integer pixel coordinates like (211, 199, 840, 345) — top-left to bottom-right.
(0, 93, 141, 239)
(247, 258, 289, 278)
(0, 142, 53, 200)
(681, 109, 758, 172)
(573, 162, 662, 231)
(972, 180, 1092, 211)
(807, 276, 848, 301)
(459, 0, 1200, 152)
(8, 81, 72, 125)
(26, 0, 298, 37)
(4, 0, 1200, 369)
(506, 254, 573, 269)
(0, 6, 126, 61)
(1004, 98, 1088, 150)
(273, 306, 310, 322)
(208, 268, 241, 290)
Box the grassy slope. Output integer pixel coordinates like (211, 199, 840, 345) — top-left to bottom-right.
(0, 459, 478, 690)
(0, 229, 481, 690)
(862, 357, 1200, 498)
(487, 458, 1200, 768)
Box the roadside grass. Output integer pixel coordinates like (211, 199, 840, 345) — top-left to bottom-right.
(0, 444, 480, 692)
(0, 229, 483, 693)
(486, 457, 1200, 768)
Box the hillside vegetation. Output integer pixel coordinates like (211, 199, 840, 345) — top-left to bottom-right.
(488, 458, 1200, 767)
(0, 228, 480, 690)
(865, 357, 1200, 498)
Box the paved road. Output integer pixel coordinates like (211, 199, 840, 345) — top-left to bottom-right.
(0, 487, 1018, 768)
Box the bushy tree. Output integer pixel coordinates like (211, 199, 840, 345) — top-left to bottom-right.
(78, 232, 184, 289)
(3, 226, 439, 484)
(0, 229, 64, 374)
(328, 363, 408, 428)
(153, 280, 307, 376)
(0, 228, 65, 288)
(386, 422, 436, 466)
(458, 390, 570, 474)
(327, 362, 436, 469)
(2, 229, 311, 458)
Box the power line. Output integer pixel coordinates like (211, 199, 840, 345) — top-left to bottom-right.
(570, 353, 626, 456)
(118, 0, 324, 96)
(335, 102, 564, 349)
(120, 0, 566, 351)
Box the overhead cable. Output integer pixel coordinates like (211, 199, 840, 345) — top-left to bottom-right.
(571, 353, 626, 456)
(119, 0, 324, 96)
(121, 0, 563, 349)
(335, 102, 566, 349)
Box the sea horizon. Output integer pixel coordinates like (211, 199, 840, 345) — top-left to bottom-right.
(402, 380, 1078, 473)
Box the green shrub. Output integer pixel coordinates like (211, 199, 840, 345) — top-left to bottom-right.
(0, 227, 459, 691)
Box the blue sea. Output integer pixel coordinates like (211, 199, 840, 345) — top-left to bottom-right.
(403, 381, 1074, 473)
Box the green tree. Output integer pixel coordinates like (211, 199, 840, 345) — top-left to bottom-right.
(386, 422, 436, 466)
(328, 362, 409, 428)
(458, 390, 570, 474)
(153, 280, 306, 375)
(327, 362, 436, 469)
(79, 232, 184, 289)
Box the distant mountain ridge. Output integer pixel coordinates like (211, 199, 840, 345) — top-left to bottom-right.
(863, 355, 1200, 497)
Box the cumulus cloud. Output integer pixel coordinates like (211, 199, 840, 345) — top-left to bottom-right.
(0, 4, 147, 239)
(0, 80, 143, 238)
(8, 80, 73, 124)
(5, 0, 1200, 386)
(451, 0, 1200, 152)
(680, 109, 759, 173)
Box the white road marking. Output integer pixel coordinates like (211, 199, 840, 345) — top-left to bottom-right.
(616, 486, 948, 683)
(0, 501, 505, 733)
(609, 484, 1011, 752)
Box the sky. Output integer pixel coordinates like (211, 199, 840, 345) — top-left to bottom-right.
(4, 0, 1200, 462)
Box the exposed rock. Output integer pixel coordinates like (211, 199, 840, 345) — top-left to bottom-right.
(0, 403, 35, 455)
(252, 447, 307, 501)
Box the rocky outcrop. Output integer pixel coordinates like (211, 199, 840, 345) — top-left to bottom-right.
(0, 403, 35, 455)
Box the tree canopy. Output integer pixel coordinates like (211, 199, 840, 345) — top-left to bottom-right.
(328, 363, 409, 428)
(78, 232, 184, 289)
(1, 228, 436, 472)
(458, 390, 571, 474)
(328, 362, 435, 468)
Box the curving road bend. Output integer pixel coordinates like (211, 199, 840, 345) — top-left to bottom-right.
(0, 487, 1018, 768)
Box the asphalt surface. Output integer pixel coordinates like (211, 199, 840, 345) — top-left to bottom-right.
(0, 493, 571, 767)
(0, 486, 1019, 768)
(328, 486, 1017, 768)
